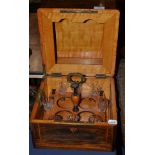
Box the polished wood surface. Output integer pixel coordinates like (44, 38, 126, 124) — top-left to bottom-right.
(37, 9, 119, 76)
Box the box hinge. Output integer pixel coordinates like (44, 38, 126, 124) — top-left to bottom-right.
(43, 65, 62, 78)
(96, 74, 107, 78)
(46, 73, 63, 77)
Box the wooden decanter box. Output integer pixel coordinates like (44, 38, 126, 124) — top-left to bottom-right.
(30, 8, 120, 151)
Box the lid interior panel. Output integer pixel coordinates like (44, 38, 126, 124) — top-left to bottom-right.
(54, 19, 104, 65)
(37, 9, 119, 76)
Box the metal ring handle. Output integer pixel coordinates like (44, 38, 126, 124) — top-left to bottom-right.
(67, 73, 86, 84)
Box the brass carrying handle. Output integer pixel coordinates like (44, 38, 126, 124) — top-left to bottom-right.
(67, 73, 86, 84)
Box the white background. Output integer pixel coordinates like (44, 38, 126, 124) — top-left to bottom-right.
(0, 0, 155, 155)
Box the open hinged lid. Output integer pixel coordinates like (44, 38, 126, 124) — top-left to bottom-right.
(37, 9, 119, 77)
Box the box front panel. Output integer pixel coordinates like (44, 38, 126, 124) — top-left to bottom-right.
(31, 123, 115, 151)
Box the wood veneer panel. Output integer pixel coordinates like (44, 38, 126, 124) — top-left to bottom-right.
(37, 9, 119, 76)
